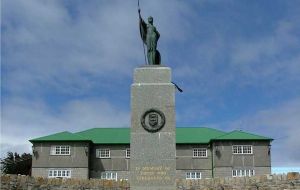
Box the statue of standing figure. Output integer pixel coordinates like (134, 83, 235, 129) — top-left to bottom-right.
(138, 9, 161, 65)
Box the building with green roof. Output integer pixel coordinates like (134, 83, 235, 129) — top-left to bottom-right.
(30, 127, 272, 180)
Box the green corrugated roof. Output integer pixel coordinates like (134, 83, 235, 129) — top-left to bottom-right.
(29, 131, 90, 142)
(213, 130, 273, 141)
(176, 127, 226, 143)
(75, 128, 130, 144)
(29, 128, 272, 143)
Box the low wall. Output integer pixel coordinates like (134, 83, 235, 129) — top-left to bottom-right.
(177, 172, 300, 190)
(1, 173, 299, 190)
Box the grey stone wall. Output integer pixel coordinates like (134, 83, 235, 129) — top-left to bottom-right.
(2, 173, 300, 190)
(90, 144, 130, 177)
(176, 144, 212, 179)
(212, 140, 271, 178)
(213, 141, 271, 167)
(176, 144, 212, 171)
(31, 140, 271, 180)
(254, 166, 272, 176)
(32, 142, 90, 179)
(32, 142, 89, 168)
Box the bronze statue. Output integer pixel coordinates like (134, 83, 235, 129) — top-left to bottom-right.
(138, 9, 161, 65)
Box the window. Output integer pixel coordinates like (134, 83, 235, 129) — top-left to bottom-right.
(50, 146, 70, 155)
(48, 169, 71, 178)
(193, 148, 207, 157)
(243, 145, 252, 154)
(232, 145, 252, 154)
(126, 149, 130, 158)
(101, 172, 117, 180)
(232, 145, 242, 154)
(232, 169, 255, 177)
(96, 149, 110, 158)
(186, 172, 201, 179)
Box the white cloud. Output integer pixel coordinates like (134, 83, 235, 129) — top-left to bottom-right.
(2, 0, 195, 97)
(1, 97, 130, 157)
(230, 19, 300, 85)
(172, 10, 300, 95)
(2, 0, 137, 95)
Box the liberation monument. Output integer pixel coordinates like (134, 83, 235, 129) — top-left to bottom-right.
(130, 5, 176, 190)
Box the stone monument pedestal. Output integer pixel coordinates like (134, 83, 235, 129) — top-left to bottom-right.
(130, 66, 176, 190)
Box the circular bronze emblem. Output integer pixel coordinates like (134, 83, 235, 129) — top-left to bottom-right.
(141, 108, 165, 133)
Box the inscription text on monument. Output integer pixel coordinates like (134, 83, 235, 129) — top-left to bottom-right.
(135, 166, 171, 181)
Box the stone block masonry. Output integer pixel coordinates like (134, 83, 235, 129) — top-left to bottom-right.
(1, 173, 300, 190)
(130, 66, 176, 190)
(0, 175, 129, 190)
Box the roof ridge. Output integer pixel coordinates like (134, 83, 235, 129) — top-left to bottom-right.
(216, 130, 246, 138)
(74, 127, 130, 134)
(69, 132, 89, 139)
(231, 130, 271, 139)
(29, 130, 90, 142)
(213, 130, 234, 139)
(31, 130, 71, 138)
(56, 131, 71, 133)
(77, 127, 129, 131)
(176, 126, 225, 131)
(76, 127, 226, 132)
(215, 128, 235, 136)
(212, 129, 272, 140)
(176, 126, 212, 128)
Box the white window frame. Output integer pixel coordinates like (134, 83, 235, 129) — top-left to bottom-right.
(50, 145, 70, 155)
(243, 145, 253, 154)
(126, 149, 130, 158)
(193, 148, 207, 158)
(96, 149, 110, 158)
(232, 145, 253, 154)
(48, 169, 71, 178)
(232, 169, 255, 177)
(186, 172, 201, 179)
(101, 172, 117, 181)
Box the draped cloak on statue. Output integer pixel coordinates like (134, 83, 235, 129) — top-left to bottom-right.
(139, 16, 161, 65)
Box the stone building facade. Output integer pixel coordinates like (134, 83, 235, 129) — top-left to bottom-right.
(30, 127, 272, 180)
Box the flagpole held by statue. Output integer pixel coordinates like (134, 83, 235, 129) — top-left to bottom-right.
(138, 1, 161, 65)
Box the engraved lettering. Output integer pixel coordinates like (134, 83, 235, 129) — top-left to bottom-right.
(136, 165, 171, 182)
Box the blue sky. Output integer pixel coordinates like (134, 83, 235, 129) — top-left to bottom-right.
(1, 0, 300, 168)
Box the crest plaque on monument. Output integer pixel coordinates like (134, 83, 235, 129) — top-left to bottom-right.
(141, 108, 165, 132)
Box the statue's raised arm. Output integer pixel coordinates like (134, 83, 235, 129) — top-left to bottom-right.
(138, 9, 161, 65)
